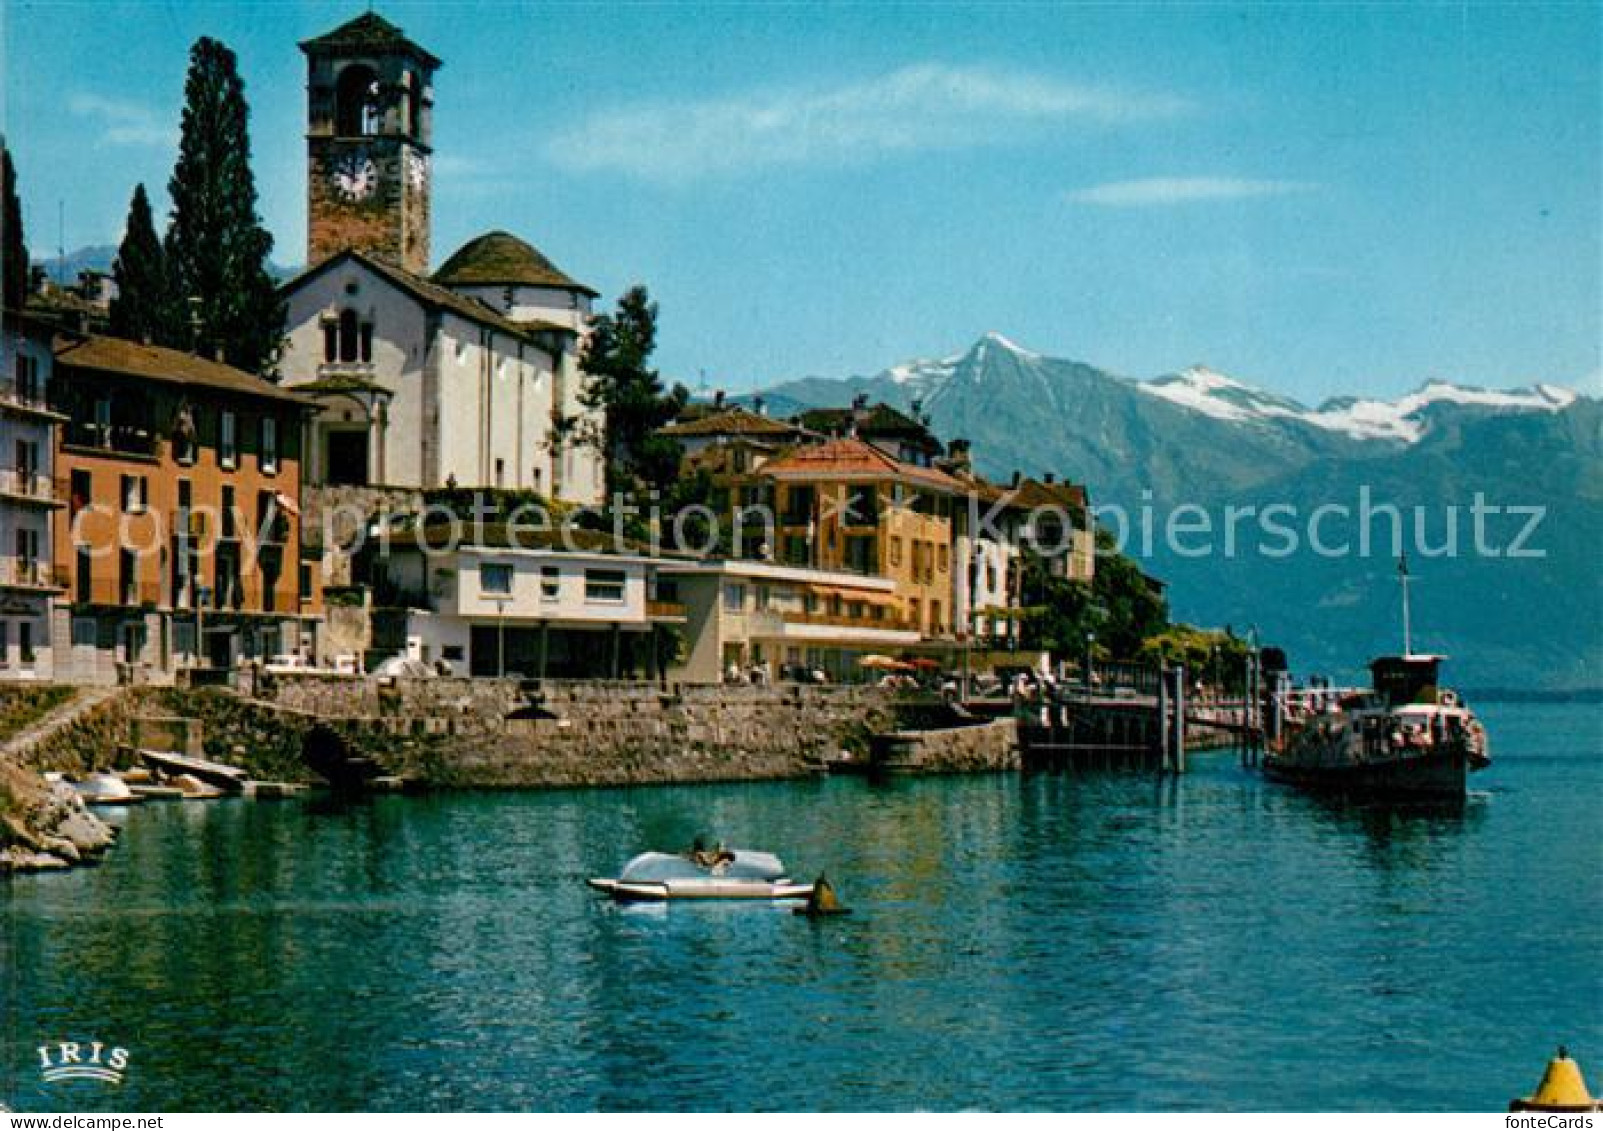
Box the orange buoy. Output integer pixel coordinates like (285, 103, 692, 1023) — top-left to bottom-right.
(1510, 1047, 1603, 1112)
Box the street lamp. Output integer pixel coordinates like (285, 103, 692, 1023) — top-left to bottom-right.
(1083, 630, 1096, 698)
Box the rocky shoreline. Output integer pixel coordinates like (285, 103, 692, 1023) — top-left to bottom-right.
(0, 759, 118, 872)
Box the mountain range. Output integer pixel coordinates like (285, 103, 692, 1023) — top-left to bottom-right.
(753, 334, 1600, 691)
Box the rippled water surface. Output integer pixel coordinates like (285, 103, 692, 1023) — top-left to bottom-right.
(3, 701, 1599, 1111)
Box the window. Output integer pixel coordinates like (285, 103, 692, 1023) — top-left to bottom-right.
(121, 474, 148, 513)
(299, 563, 313, 603)
(442, 645, 464, 662)
(93, 397, 112, 448)
(0, 623, 7, 667)
(75, 546, 92, 605)
(494, 458, 505, 487)
(360, 323, 374, 362)
(889, 536, 902, 567)
(338, 310, 359, 362)
(755, 584, 771, 611)
(938, 544, 949, 573)
(585, 569, 626, 603)
(336, 64, 382, 136)
(67, 469, 90, 520)
(724, 583, 746, 613)
(119, 548, 137, 606)
(323, 322, 338, 363)
(15, 438, 37, 483)
(480, 563, 513, 595)
(540, 566, 560, 601)
(221, 486, 237, 539)
(845, 485, 878, 525)
(15, 353, 39, 401)
(19, 622, 34, 665)
(220, 411, 238, 469)
(16, 528, 38, 571)
(260, 417, 278, 474)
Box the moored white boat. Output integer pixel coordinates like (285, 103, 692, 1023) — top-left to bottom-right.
(589, 849, 814, 901)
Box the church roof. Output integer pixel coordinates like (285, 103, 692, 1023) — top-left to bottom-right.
(279, 249, 549, 346)
(300, 11, 441, 66)
(433, 231, 598, 297)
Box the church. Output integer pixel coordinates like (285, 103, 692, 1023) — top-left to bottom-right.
(277, 12, 605, 504)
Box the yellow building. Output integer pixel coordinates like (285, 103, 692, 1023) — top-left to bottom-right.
(758, 438, 962, 639)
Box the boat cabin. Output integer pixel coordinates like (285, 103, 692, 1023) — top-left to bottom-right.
(1369, 654, 1445, 708)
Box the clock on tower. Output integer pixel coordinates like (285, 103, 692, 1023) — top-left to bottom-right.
(301, 12, 438, 273)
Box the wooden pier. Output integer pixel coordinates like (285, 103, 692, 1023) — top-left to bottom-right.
(1013, 661, 1269, 774)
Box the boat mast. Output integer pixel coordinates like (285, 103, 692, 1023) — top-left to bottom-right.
(1398, 553, 1412, 657)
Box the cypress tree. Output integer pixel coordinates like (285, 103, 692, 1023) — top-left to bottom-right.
(164, 37, 283, 373)
(1, 140, 27, 313)
(109, 183, 175, 344)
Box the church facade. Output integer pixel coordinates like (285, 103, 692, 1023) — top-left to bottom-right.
(278, 12, 605, 504)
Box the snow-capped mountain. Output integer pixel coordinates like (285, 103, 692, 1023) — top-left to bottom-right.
(754, 334, 1598, 690)
(1140, 364, 1580, 443)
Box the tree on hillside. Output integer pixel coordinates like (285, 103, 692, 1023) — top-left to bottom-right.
(1, 141, 27, 312)
(109, 184, 176, 344)
(579, 285, 689, 497)
(164, 37, 283, 373)
(1019, 529, 1169, 659)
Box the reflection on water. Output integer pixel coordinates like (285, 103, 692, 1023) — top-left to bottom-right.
(2, 702, 1598, 1111)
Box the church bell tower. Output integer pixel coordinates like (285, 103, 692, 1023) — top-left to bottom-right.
(301, 12, 438, 274)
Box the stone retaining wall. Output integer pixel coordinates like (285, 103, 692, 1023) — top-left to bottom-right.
(246, 676, 897, 788)
(868, 718, 1020, 773)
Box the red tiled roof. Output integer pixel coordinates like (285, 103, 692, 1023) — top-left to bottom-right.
(661, 406, 809, 438)
(53, 334, 314, 406)
(759, 437, 963, 494)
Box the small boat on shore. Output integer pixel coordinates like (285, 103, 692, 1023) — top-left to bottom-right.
(73, 772, 144, 806)
(589, 848, 815, 902)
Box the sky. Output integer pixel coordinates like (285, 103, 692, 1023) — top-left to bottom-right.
(3, 1, 1599, 402)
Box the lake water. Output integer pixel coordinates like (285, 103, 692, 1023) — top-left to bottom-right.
(3, 701, 1599, 1111)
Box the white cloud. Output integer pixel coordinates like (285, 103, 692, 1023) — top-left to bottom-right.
(546, 63, 1190, 182)
(1067, 177, 1315, 206)
(68, 93, 176, 148)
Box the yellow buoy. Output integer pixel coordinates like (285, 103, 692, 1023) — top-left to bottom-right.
(1510, 1047, 1603, 1112)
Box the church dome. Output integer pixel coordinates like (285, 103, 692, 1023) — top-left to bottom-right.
(433, 231, 597, 296)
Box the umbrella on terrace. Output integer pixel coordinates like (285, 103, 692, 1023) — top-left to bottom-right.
(859, 655, 913, 671)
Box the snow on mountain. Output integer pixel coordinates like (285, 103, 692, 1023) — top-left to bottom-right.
(1140, 365, 1310, 423)
(1138, 367, 1580, 443)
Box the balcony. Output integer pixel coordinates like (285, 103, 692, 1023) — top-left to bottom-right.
(646, 599, 688, 621)
(0, 558, 67, 592)
(62, 421, 160, 460)
(0, 378, 65, 420)
(0, 469, 63, 506)
(784, 607, 919, 634)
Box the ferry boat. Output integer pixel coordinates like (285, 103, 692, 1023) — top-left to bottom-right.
(1263, 654, 1489, 800)
(1262, 558, 1490, 801)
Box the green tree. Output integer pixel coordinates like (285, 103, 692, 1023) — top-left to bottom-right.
(164, 37, 283, 373)
(1, 140, 27, 312)
(1018, 529, 1170, 659)
(579, 285, 689, 497)
(109, 184, 176, 344)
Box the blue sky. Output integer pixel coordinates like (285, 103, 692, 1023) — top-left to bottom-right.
(4, 1, 1599, 401)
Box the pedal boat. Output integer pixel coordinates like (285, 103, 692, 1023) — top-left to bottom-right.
(588, 849, 814, 902)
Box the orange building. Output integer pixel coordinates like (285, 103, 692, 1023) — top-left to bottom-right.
(757, 437, 963, 639)
(50, 334, 316, 683)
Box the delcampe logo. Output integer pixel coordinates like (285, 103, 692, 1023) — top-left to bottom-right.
(36, 1040, 130, 1085)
